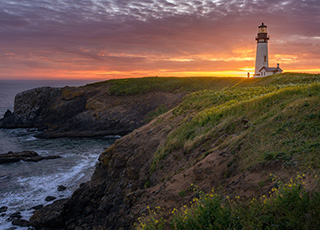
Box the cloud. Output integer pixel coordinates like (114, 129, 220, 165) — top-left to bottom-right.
(0, 0, 319, 79)
(0, 10, 29, 27)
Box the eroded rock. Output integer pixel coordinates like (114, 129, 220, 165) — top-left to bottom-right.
(31, 205, 43, 210)
(30, 199, 68, 229)
(57, 185, 66, 191)
(0, 206, 8, 213)
(0, 151, 61, 164)
(45, 196, 56, 202)
(0, 84, 186, 138)
(12, 219, 30, 227)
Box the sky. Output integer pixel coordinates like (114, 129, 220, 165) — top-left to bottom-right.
(0, 0, 319, 80)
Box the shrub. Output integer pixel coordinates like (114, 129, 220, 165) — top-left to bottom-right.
(137, 175, 320, 230)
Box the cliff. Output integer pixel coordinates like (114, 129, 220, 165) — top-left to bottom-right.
(0, 77, 244, 138)
(13, 74, 320, 229)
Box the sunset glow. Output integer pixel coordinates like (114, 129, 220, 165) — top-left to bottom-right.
(0, 0, 319, 80)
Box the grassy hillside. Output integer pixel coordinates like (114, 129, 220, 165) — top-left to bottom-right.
(152, 81, 320, 172)
(135, 73, 320, 229)
(86, 72, 319, 96)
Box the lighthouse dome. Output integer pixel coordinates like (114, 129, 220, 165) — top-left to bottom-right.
(258, 23, 267, 33)
(258, 22, 267, 28)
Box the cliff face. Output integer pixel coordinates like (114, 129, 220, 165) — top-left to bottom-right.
(30, 112, 182, 229)
(1, 87, 62, 129)
(29, 74, 320, 230)
(0, 82, 186, 138)
(29, 111, 283, 230)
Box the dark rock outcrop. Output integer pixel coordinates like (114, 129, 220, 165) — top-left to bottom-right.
(12, 219, 30, 227)
(7, 212, 22, 222)
(0, 206, 8, 213)
(45, 196, 56, 202)
(29, 115, 173, 230)
(57, 185, 66, 191)
(0, 83, 186, 138)
(29, 110, 283, 230)
(4, 109, 13, 118)
(5, 227, 17, 230)
(31, 205, 43, 210)
(0, 87, 62, 129)
(30, 199, 68, 229)
(0, 151, 61, 164)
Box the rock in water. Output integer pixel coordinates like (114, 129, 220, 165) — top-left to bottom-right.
(4, 109, 12, 118)
(57, 185, 67, 191)
(7, 212, 22, 221)
(9, 212, 21, 219)
(45, 196, 56, 202)
(0, 151, 61, 164)
(31, 205, 43, 210)
(30, 199, 68, 229)
(12, 219, 30, 227)
(0, 206, 8, 213)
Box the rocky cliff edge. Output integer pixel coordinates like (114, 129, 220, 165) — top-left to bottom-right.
(0, 79, 187, 138)
(29, 74, 320, 229)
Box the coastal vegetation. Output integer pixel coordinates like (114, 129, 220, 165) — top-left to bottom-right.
(136, 173, 320, 229)
(92, 72, 320, 96)
(12, 72, 319, 230)
(134, 73, 320, 229)
(151, 81, 320, 173)
(106, 77, 243, 96)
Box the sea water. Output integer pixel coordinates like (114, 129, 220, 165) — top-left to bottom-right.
(0, 80, 117, 230)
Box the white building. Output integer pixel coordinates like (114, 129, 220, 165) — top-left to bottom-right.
(254, 23, 282, 77)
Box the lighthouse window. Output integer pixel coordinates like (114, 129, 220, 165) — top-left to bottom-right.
(264, 56, 267, 62)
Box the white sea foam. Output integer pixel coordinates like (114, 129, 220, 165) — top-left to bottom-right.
(0, 127, 117, 229)
(104, 134, 121, 139)
(0, 153, 100, 230)
(0, 79, 111, 229)
(25, 136, 38, 141)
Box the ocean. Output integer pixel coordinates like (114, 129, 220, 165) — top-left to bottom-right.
(0, 80, 117, 230)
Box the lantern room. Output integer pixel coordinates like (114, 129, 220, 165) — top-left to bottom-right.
(258, 22, 267, 33)
(256, 22, 269, 43)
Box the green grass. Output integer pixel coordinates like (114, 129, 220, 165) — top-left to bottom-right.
(136, 174, 320, 230)
(135, 73, 320, 229)
(108, 73, 320, 96)
(248, 72, 320, 86)
(107, 77, 245, 96)
(145, 105, 168, 123)
(85, 72, 319, 96)
(150, 74, 320, 173)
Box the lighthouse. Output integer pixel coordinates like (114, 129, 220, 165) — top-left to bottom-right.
(254, 23, 282, 77)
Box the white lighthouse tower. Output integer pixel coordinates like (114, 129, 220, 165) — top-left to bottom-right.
(254, 23, 269, 76)
(254, 23, 282, 77)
